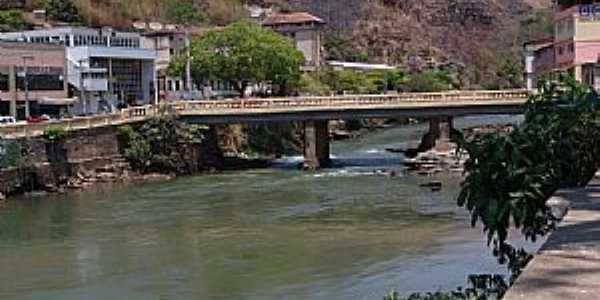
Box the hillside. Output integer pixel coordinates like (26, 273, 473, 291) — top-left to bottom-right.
(2, 0, 554, 88)
(268, 0, 554, 88)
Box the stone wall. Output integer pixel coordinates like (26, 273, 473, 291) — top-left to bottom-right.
(0, 126, 123, 195)
(0, 124, 224, 197)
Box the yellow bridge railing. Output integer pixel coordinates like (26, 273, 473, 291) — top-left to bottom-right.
(0, 89, 529, 139)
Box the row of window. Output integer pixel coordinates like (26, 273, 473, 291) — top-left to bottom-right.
(0, 74, 63, 91)
(555, 19, 575, 38)
(25, 34, 141, 48)
(557, 43, 575, 56)
(73, 35, 108, 47)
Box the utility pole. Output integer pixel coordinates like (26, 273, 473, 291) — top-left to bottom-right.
(21, 55, 34, 119)
(185, 28, 192, 92)
(153, 36, 159, 108)
(78, 59, 87, 115)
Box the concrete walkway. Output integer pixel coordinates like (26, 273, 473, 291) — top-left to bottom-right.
(505, 179, 600, 300)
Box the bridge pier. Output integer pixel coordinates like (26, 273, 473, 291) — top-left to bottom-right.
(303, 120, 331, 170)
(417, 117, 459, 154)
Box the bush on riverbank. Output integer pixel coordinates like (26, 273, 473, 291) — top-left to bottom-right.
(459, 76, 600, 275)
(118, 115, 208, 174)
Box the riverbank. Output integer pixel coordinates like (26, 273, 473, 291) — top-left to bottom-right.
(504, 178, 600, 300)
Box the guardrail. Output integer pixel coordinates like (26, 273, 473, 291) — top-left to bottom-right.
(0, 105, 154, 139)
(0, 90, 528, 139)
(172, 89, 529, 112)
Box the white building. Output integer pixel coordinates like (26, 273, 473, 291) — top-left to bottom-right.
(0, 27, 156, 115)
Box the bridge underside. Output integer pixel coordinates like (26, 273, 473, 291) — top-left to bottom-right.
(179, 104, 524, 125)
(181, 104, 524, 170)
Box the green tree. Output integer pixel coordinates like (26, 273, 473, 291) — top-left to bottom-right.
(458, 76, 600, 278)
(0, 10, 28, 32)
(324, 32, 369, 62)
(165, 0, 205, 25)
(296, 73, 331, 96)
(45, 0, 81, 23)
(118, 115, 207, 174)
(404, 69, 454, 92)
(170, 21, 304, 97)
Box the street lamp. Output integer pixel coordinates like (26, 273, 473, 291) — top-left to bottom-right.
(21, 55, 34, 119)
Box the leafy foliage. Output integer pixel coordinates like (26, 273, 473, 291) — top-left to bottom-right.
(324, 32, 369, 62)
(244, 124, 301, 157)
(296, 73, 332, 96)
(170, 21, 304, 96)
(0, 10, 29, 32)
(165, 0, 205, 25)
(118, 116, 207, 174)
(46, 0, 81, 23)
(0, 140, 25, 170)
(404, 69, 454, 92)
(458, 76, 600, 273)
(43, 127, 67, 142)
(383, 274, 508, 300)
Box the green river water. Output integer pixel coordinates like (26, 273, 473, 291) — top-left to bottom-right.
(0, 116, 536, 300)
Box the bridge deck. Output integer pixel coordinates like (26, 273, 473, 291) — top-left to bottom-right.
(0, 90, 529, 139)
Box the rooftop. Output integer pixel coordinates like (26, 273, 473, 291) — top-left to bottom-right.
(262, 12, 325, 26)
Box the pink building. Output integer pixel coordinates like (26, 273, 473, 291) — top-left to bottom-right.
(526, 2, 600, 90)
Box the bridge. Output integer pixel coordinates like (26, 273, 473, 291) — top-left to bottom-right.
(0, 89, 529, 169)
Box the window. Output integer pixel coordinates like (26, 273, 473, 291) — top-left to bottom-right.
(558, 46, 564, 55)
(175, 80, 180, 91)
(169, 48, 175, 56)
(167, 80, 172, 91)
(0, 72, 9, 91)
(568, 44, 575, 53)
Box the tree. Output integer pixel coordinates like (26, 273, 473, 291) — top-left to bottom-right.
(404, 69, 454, 92)
(170, 21, 305, 97)
(324, 32, 369, 62)
(45, 0, 80, 23)
(0, 10, 28, 32)
(118, 115, 207, 174)
(458, 76, 600, 278)
(165, 0, 205, 25)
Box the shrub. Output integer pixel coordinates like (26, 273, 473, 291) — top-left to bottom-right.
(0, 10, 29, 31)
(43, 127, 66, 142)
(404, 70, 454, 92)
(46, 0, 81, 23)
(119, 117, 207, 174)
(458, 76, 600, 276)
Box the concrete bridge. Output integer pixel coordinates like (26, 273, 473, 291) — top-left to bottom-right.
(0, 89, 529, 169)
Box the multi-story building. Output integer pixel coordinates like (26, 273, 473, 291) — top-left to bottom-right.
(523, 38, 555, 90)
(0, 27, 156, 115)
(140, 29, 237, 100)
(0, 41, 71, 118)
(526, 1, 600, 90)
(141, 30, 191, 101)
(262, 12, 326, 71)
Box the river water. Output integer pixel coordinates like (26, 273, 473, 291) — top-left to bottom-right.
(0, 116, 533, 300)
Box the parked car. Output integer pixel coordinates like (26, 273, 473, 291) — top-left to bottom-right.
(26, 115, 50, 124)
(0, 116, 16, 125)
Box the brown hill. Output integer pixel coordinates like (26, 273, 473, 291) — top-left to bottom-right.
(268, 0, 553, 88)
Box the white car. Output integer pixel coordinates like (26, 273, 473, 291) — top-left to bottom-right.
(0, 116, 16, 125)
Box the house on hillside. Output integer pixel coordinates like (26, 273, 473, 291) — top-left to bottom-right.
(526, 1, 600, 91)
(523, 37, 554, 90)
(262, 12, 326, 71)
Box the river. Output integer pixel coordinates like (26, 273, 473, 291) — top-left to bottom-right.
(0, 116, 535, 300)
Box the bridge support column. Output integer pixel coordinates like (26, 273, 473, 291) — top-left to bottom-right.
(303, 120, 331, 170)
(417, 117, 458, 154)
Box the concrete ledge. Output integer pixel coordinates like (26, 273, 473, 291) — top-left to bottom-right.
(504, 180, 600, 300)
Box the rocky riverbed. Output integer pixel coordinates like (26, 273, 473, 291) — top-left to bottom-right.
(386, 123, 515, 176)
